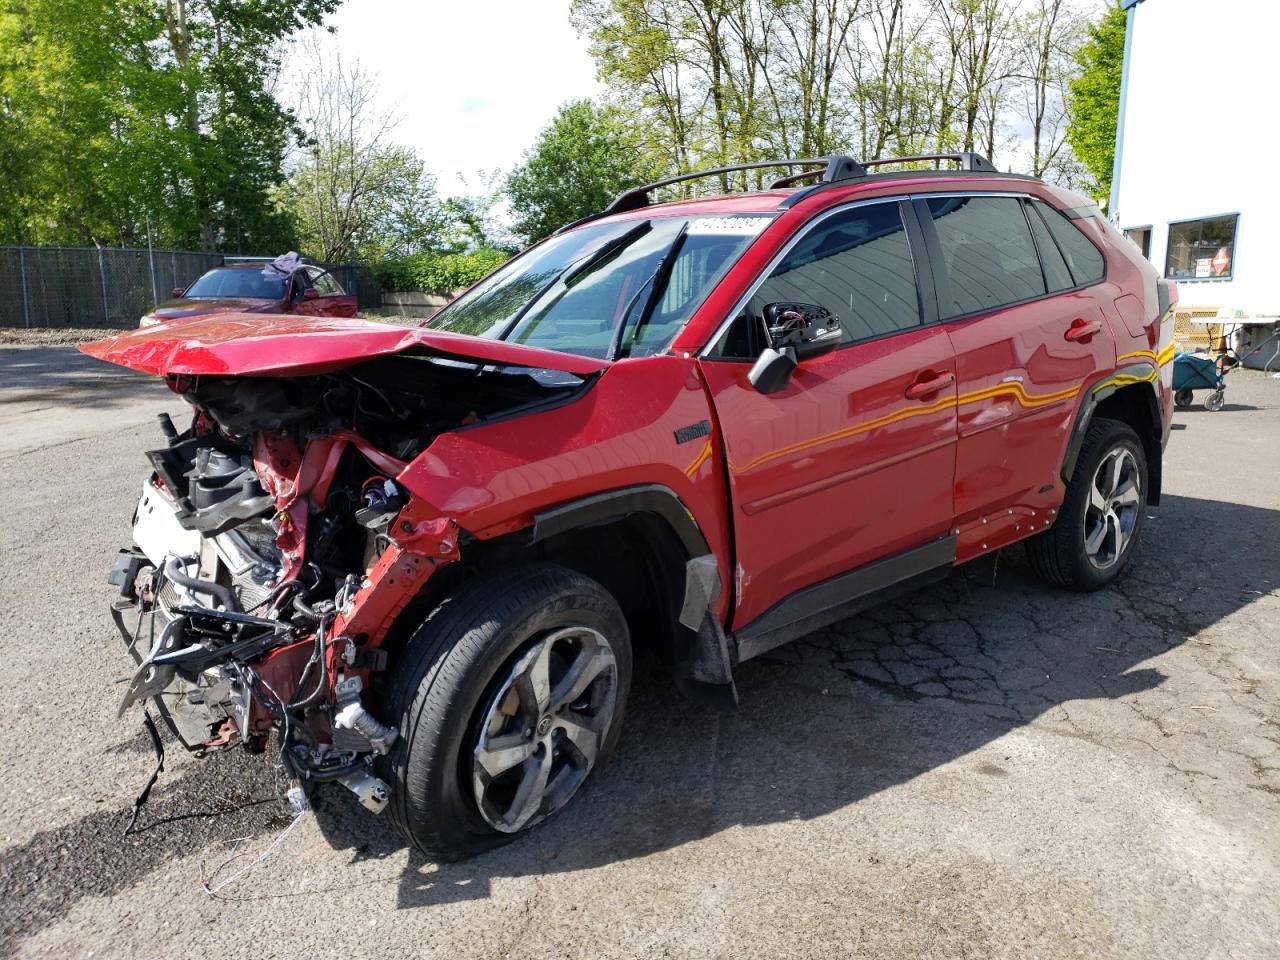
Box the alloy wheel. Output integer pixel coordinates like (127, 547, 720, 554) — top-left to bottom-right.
(1083, 446, 1142, 570)
(471, 626, 619, 833)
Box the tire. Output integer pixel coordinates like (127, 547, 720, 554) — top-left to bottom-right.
(1174, 388, 1194, 408)
(379, 563, 632, 860)
(1205, 390, 1225, 412)
(1026, 418, 1148, 592)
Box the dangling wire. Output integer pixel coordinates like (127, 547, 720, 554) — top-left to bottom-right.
(123, 708, 165, 836)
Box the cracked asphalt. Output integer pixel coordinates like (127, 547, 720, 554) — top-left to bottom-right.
(0, 345, 1277, 959)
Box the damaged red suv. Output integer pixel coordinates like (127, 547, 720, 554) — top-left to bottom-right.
(86, 153, 1176, 860)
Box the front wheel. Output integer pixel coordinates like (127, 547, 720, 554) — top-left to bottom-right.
(1026, 419, 1148, 591)
(380, 564, 632, 860)
(1205, 389, 1225, 412)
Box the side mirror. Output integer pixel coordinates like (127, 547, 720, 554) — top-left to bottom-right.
(171, 287, 185, 298)
(747, 302, 841, 394)
(302, 287, 320, 300)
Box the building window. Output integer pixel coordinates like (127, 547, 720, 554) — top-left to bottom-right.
(1165, 215, 1238, 281)
(1123, 226, 1151, 259)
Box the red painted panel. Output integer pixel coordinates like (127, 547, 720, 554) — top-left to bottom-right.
(699, 326, 957, 629)
(395, 356, 734, 618)
(945, 289, 1115, 546)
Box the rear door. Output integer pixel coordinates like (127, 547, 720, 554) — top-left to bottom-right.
(914, 194, 1114, 551)
(699, 199, 958, 630)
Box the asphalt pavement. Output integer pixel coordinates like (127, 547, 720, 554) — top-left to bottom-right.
(0, 344, 1276, 959)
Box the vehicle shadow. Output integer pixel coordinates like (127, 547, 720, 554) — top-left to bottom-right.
(0, 344, 165, 409)
(312, 491, 1278, 910)
(1175, 403, 1258, 413)
(1, 494, 1273, 941)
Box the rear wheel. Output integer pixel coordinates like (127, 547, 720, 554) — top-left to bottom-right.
(1174, 388, 1194, 408)
(1027, 419, 1147, 591)
(381, 564, 632, 860)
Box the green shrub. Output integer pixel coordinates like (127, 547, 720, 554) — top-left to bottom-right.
(374, 248, 509, 293)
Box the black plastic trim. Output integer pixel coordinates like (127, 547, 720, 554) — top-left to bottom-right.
(531, 484, 711, 558)
(1060, 366, 1163, 505)
(779, 168, 1040, 211)
(899, 200, 940, 327)
(734, 535, 957, 661)
(1061, 204, 1102, 220)
(604, 156, 867, 217)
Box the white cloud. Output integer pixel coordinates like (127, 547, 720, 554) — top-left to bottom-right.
(288, 0, 601, 196)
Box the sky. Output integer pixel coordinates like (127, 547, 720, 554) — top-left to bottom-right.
(286, 0, 601, 197)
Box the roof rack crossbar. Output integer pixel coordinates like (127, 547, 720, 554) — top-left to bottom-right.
(602, 155, 866, 216)
(859, 152, 997, 173)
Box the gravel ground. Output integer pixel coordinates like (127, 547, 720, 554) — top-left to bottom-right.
(0, 345, 1276, 959)
(0, 328, 126, 346)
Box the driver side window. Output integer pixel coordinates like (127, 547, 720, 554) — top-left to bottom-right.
(711, 201, 922, 358)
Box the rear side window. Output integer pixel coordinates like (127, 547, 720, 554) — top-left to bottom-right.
(751, 201, 921, 344)
(923, 196, 1045, 318)
(1024, 201, 1075, 292)
(1031, 200, 1105, 286)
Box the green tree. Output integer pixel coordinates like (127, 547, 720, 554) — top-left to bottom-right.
(1065, 3, 1125, 205)
(0, 0, 338, 249)
(504, 100, 653, 245)
(279, 46, 451, 262)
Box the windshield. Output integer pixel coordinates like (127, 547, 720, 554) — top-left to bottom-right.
(428, 214, 774, 358)
(183, 267, 287, 300)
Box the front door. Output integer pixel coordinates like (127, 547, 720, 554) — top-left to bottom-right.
(699, 200, 958, 630)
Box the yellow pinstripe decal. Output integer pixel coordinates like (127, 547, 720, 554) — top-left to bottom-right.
(1118, 344, 1174, 367)
(722, 338, 1171, 475)
(729, 379, 1084, 473)
(683, 439, 714, 477)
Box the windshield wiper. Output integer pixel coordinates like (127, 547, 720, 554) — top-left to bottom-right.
(498, 221, 653, 341)
(608, 222, 689, 360)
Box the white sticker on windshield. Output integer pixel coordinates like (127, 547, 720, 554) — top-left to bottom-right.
(686, 216, 773, 236)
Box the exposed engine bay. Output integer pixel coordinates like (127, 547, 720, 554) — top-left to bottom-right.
(108, 351, 586, 814)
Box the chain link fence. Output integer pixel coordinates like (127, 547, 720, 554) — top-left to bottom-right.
(0, 246, 380, 329)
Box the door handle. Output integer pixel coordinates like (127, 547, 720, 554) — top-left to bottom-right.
(904, 371, 956, 400)
(1064, 318, 1103, 342)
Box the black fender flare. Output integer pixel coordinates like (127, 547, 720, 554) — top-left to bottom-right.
(1061, 365, 1164, 504)
(531, 484, 738, 708)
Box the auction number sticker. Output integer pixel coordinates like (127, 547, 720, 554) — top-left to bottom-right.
(687, 216, 775, 236)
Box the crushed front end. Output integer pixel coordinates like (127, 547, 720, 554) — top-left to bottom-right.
(103, 347, 582, 814)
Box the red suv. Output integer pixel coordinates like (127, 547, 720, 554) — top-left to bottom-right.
(86, 153, 1175, 860)
(139, 257, 357, 327)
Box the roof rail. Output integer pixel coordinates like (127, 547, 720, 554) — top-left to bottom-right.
(602, 155, 866, 216)
(859, 152, 997, 173)
(554, 150, 1009, 234)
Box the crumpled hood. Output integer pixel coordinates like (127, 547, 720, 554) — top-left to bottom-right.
(81, 313, 611, 378)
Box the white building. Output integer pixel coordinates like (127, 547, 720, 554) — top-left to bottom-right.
(1111, 0, 1280, 368)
